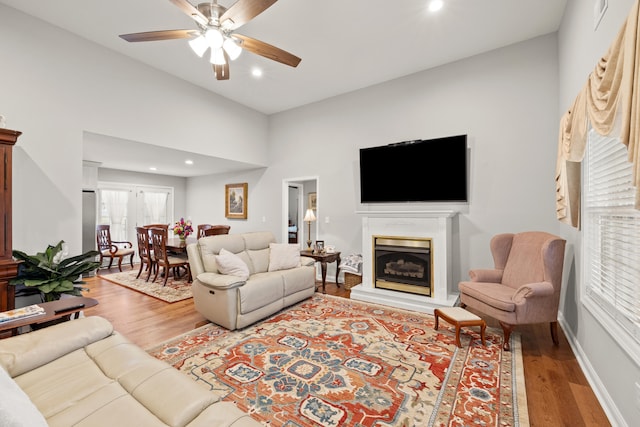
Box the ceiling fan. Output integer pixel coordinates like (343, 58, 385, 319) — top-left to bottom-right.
(119, 0, 301, 80)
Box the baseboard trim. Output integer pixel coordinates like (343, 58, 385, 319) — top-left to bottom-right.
(557, 313, 625, 427)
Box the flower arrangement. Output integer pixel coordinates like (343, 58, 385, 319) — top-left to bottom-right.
(173, 217, 193, 239)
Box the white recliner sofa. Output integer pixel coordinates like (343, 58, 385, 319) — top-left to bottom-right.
(187, 231, 316, 330)
(0, 316, 260, 427)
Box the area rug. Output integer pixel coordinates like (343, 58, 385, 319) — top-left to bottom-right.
(99, 269, 192, 303)
(148, 294, 528, 426)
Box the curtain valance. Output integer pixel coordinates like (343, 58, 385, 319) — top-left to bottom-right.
(556, 0, 640, 227)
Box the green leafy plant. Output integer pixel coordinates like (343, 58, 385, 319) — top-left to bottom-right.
(10, 241, 100, 302)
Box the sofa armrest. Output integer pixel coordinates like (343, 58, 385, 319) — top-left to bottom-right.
(187, 243, 205, 277)
(300, 256, 315, 267)
(468, 269, 503, 283)
(513, 281, 554, 303)
(197, 272, 247, 290)
(0, 316, 114, 377)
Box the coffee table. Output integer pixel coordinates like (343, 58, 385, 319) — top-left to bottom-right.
(0, 296, 98, 337)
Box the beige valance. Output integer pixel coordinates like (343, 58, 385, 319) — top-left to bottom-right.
(556, 0, 640, 228)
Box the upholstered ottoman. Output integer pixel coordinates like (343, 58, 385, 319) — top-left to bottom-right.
(434, 306, 486, 347)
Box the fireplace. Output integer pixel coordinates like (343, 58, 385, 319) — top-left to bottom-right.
(350, 211, 459, 313)
(374, 236, 432, 296)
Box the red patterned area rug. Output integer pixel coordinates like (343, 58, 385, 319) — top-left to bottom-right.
(99, 269, 192, 303)
(147, 294, 529, 426)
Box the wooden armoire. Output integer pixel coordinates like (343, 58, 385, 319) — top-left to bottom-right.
(0, 128, 20, 313)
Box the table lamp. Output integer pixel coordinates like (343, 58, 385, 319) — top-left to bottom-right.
(303, 208, 316, 249)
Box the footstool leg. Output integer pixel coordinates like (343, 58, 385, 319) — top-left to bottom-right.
(434, 309, 440, 330)
(454, 326, 462, 348)
(480, 321, 486, 346)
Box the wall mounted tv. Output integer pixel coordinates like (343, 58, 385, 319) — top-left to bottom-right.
(359, 134, 468, 203)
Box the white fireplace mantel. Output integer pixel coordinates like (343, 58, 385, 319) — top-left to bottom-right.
(350, 210, 459, 313)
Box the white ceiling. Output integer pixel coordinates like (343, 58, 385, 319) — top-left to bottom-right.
(1, 0, 567, 176)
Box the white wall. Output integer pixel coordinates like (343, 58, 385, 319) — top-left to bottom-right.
(260, 34, 560, 284)
(97, 168, 188, 220)
(0, 4, 268, 254)
(558, 1, 639, 425)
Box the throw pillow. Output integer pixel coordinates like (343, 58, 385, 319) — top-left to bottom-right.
(268, 243, 300, 272)
(0, 367, 48, 427)
(216, 248, 250, 280)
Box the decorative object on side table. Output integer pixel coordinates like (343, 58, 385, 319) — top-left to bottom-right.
(303, 208, 316, 249)
(314, 240, 325, 254)
(10, 241, 100, 302)
(225, 183, 248, 219)
(172, 217, 193, 241)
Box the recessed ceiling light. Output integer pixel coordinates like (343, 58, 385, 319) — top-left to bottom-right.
(251, 67, 263, 78)
(428, 0, 443, 13)
(149, 167, 157, 171)
(185, 160, 194, 165)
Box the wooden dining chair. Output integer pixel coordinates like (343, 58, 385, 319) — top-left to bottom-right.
(96, 225, 135, 271)
(197, 224, 213, 238)
(144, 223, 169, 231)
(135, 227, 155, 281)
(203, 225, 231, 236)
(150, 228, 190, 286)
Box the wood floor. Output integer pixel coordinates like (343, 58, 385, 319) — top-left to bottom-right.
(81, 266, 610, 427)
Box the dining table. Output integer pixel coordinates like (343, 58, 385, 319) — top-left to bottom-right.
(165, 236, 197, 253)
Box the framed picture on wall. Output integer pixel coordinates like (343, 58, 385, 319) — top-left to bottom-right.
(308, 192, 317, 210)
(225, 183, 248, 219)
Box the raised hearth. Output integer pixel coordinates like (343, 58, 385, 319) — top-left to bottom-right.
(351, 211, 459, 313)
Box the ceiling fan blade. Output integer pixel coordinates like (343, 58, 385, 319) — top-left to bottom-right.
(220, 0, 277, 30)
(213, 62, 230, 80)
(119, 29, 197, 42)
(169, 0, 209, 25)
(234, 34, 301, 67)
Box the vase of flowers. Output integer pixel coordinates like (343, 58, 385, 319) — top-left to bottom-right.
(173, 218, 193, 241)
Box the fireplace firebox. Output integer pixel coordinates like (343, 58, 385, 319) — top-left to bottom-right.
(373, 236, 432, 296)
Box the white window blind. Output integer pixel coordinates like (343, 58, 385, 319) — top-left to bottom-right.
(584, 130, 640, 344)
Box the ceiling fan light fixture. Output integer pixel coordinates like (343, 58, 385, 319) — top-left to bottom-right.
(188, 35, 209, 57)
(205, 28, 224, 49)
(210, 48, 227, 65)
(223, 37, 242, 60)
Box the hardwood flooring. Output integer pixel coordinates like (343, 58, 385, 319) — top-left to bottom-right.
(82, 266, 610, 426)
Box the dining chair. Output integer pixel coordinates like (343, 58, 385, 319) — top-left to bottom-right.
(150, 228, 191, 286)
(135, 227, 155, 281)
(197, 224, 213, 238)
(144, 223, 169, 231)
(203, 225, 231, 236)
(96, 225, 135, 271)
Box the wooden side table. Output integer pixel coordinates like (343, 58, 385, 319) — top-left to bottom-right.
(0, 297, 99, 337)
(434, 306, 486, 348)
(300, 250, 341, 294)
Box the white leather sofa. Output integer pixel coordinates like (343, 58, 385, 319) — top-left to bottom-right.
(0, 316, 260, 427)
(187, 231, 315, 330)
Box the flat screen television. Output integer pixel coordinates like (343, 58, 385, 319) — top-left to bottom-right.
(359, 134, 468, 203)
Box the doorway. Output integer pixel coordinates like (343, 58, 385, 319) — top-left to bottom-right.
(282, 177, 318, 249)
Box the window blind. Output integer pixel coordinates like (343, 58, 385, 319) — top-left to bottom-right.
(584, 130, 640, 343)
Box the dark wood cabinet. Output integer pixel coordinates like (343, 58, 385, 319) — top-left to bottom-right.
(0, 128, 21, 313)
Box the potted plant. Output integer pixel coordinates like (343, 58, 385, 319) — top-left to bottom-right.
(10, 241, 100, 302)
